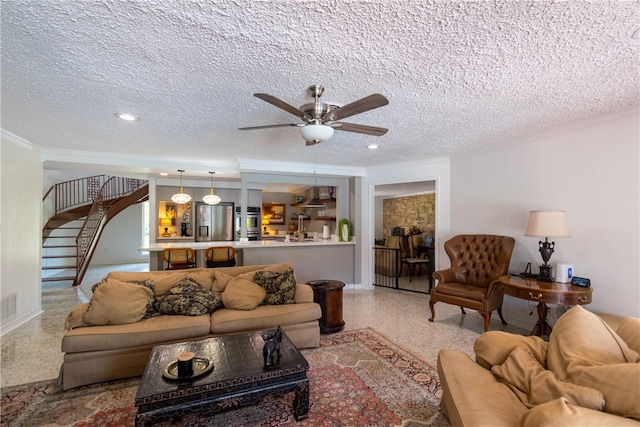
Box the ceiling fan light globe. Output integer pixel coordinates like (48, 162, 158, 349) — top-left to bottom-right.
(301, 124, 334, 143)
(202, 194, 222, 205)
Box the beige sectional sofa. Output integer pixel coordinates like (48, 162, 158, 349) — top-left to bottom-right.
(60, 262, 321, 390)
(438, 306, 640, 426)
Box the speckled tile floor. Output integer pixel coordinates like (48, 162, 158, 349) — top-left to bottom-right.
(1, 264, 527, 387)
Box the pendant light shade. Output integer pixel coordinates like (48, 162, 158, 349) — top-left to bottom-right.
(171, 170, 192, 204)
(202, 171, 221, 205)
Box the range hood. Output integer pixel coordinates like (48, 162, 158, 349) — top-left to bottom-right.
(301, 187, 326, 208)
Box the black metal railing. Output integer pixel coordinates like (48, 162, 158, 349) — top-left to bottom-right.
(373, 246, 402, 288)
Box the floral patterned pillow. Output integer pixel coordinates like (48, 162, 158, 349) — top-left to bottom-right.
(156, 277, 223, 316)
(253, 267, 296, 305)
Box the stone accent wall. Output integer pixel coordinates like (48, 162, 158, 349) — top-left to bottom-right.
(382, 193, 435, 237)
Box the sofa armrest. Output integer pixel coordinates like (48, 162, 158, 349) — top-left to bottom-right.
(294, 283, 314, 304)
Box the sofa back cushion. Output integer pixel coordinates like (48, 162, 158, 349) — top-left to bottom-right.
(547, 305, 640, 419)
(106, 269, 214, 296)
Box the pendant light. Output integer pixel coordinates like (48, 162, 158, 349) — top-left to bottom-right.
(202, 171, 221, 205)
(171, 170, 192, 204)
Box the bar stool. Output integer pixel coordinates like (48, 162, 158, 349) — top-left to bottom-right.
(162, 248, 196, 270)
(205, 246, 237, 268)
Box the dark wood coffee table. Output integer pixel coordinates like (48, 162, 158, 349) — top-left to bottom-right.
(134, 330, 309, 426)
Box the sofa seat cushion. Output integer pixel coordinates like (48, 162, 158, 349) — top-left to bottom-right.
(520, 397, 640, 427)
(62, 314, 211, 353)
(210, 302, 321, 335)
(435, 282, 486, 301)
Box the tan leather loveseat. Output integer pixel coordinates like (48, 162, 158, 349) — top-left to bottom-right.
(438, 306, 640, 426)
(60, 262, 321, 390)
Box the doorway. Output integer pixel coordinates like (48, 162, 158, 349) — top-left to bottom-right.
(373, 181, 436, 294)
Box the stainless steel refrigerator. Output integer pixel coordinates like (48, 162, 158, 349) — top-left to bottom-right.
(195, 202, 235, 242)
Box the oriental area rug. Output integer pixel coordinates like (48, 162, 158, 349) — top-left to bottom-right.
(1, 328, 449, 426)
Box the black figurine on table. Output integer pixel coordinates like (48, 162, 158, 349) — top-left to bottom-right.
(263, 326, 282, 368)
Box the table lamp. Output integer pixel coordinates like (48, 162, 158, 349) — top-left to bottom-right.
(262, 218, 269, 235)
(524, 210, 571, 282)
(160, 218, 173, 237)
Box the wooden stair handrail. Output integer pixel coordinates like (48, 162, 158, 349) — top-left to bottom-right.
(74, 176, 148, 285)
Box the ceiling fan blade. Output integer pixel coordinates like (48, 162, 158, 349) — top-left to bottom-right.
(324, 93, 389, 122)
(238, 123, 301, 131)
(331, 122, 388, 136)
(254, 93, 312, 121)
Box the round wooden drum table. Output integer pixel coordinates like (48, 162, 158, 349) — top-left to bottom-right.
(307, 280, 345, 334)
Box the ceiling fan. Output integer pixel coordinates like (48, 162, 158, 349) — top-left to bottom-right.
(239, 84, 389, 146)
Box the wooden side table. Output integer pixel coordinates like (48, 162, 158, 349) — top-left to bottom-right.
(307, 280, 345, 334)
(498, 275, 592, 337)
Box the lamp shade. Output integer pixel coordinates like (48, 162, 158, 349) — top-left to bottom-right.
(202, 172, 221, 205)
(525, 210, 571, 237)
(171, 169, 192, 204)
(160, 218, 172, 226)
(202, 193, 221, 205)
(300, 124, 334, 143)
(171, 191, 191, 204)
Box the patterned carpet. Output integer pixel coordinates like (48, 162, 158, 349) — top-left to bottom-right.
(1, 328, 449, 426)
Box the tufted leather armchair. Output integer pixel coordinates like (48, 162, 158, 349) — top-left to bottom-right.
(429, 234, 515, 332)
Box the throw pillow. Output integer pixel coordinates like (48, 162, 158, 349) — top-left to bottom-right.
(474, 330, 548, 370)
(253, 267, 296, 305)
(83, 278, 154, 325)
(212, 271, 235, 296)
(221, 277, 267, 310)
(492, 346, 604, 410)
(546, 305, 640, 419)
(93, 278, 158, 318)
(64, 303, 90, 329)
(156, 277, 223, 316)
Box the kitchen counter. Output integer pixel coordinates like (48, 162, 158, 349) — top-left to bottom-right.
(139, 239, 355, 284)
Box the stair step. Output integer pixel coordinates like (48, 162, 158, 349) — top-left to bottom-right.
(42, 266, 76, 270)
(45, 235, 76, 238)
(42, 276, 76, 283)
(42, 255, 76, 259)
(43, 245, 75, 249)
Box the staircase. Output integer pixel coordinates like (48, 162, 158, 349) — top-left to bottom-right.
(42, 175, 148, 286)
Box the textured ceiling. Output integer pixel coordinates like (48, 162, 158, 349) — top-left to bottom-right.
(2, 0, 639, 179)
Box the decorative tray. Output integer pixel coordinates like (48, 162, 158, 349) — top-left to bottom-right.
(163, 357, 214, 380)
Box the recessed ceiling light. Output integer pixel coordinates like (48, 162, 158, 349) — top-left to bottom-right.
(367, 144, 378, 150)
(159, 172, 168, 176)
(115, 113, 138, 121)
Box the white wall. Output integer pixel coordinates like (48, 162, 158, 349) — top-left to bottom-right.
(449, 109, 639, 326)
(1, 133, 43, 335)
(92, 203, 149, 265)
